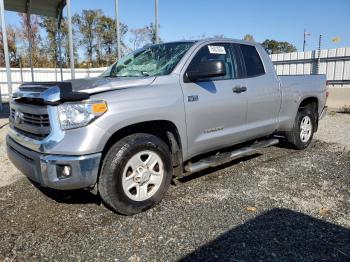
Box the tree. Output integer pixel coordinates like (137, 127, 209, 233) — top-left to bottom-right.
(243, 34, 255, 42)
(96, 15, 128, 66)
(73, 9, 102, 66)
(129, 23, 162, 50)
(39, 17, 63, 67)
(0, 25, 19, 67)
(17, 13, 48, 67)
(147, 23, 162, 44)
(40, 16, 78, 68)
(262, 39, 297, 54)
(73, 9, 129, 67)
(61, 18, 79, 68)
(129, 27, 151, 50)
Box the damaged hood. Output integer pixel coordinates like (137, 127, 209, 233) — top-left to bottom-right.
(70, 76, 156, 94)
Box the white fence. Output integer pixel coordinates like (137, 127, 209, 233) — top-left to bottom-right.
(0, 67, 106, 99)
(271, 47, 350, 89)
(1, 47, 349, 107)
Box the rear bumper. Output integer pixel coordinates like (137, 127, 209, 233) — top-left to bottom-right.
(6, 136, 101, 190)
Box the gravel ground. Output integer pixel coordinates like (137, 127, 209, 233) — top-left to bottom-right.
(0, 103, 23, 188)
(0, 113, 349, 261)
(0, 118, 23, 188)
(315, 113, 350, 150)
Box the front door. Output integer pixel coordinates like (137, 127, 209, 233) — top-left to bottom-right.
(180, 42, 249, 158)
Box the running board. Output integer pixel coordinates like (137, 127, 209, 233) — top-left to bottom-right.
(184, 138, 279, 174)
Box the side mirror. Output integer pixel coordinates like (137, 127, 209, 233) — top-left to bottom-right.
(186, 60, 226, 82)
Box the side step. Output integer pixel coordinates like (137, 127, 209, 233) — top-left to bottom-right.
(184, 138, 279, 174)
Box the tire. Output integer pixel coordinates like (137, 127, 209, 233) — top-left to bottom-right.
(98, 133, 173, 215)
(285, 106, 316, 150)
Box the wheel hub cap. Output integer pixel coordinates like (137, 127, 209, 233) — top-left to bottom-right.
(300, 116, 312, 143)
(122, 150, 164, 201)
(134, 167, 151, 185)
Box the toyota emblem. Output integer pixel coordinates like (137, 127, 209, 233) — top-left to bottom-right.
(14, 111, 24, 124)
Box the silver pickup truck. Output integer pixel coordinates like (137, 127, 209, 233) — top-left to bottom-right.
(7, 39, 327, 215)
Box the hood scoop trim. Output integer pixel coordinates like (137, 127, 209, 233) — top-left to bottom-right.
(13, 82, 90, 105)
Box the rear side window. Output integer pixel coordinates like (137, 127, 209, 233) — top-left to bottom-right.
(240, 44, 265, 77)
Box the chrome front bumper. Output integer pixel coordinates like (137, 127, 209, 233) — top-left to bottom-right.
(7, 136, 101, 190)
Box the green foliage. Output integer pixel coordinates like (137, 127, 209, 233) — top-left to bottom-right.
(73, 9, 102, 65)
(129, 23, 161, 51)
(0, 25, 18, 67)
(262, 39, 297, 54)
(243, 34, 255, 42)
(2, 9, 141, 68)
(340, 105, 350, 114)
(17, 13, 47, 67)
(72, 9, 128, 67)
(39, 17, 59, 61)
(148, 22, 158, 44)
(40, 16, 79, 68)
(96, 15, 128, 65)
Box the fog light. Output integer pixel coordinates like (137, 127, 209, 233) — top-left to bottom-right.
(57, 165, 72, 179)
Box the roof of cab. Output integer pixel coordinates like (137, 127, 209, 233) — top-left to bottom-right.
(161, 38, 260, 47)
(195, 38, 259, 46)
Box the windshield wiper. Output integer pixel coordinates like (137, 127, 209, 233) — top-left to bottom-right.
(104, 75, 130, 78)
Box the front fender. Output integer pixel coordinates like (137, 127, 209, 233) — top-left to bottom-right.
(91, 76, 189, 159)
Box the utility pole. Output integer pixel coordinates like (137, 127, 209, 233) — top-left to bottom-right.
(26, 0, 34, 82)
(115, 0, 121, 60)
(303, 30, 311, 52)
(317, 34, 322, 74)
(67, 0, 75, 79)
(303, 29, 306, 52)
(0, 0, 12, 108)
(318, 34, 322, 51)
(155, 0, 159, 44)
(57, 2, 64, 81)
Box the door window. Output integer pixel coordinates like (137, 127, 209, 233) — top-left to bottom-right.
(240, 44, 265, 77)
(187, 43, 238, 81)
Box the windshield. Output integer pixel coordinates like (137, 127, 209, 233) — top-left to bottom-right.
(101, 42, 194, 77)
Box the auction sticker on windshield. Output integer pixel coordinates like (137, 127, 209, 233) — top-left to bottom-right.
(208, 45, 226, 54)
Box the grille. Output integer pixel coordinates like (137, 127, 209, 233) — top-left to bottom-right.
(10, 107, 51, 140)
(11, 109, 50, 127)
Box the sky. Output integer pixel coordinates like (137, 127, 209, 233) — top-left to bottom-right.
(4, 0, 350, 53)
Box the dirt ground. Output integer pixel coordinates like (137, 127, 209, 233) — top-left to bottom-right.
(0, 118, 23, 188)
(0, 113, 349, 261)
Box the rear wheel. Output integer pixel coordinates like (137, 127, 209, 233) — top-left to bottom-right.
(285, 106, 315, 150)
(98, 133, 173, 215)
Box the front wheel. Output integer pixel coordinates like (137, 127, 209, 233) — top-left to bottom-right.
(98, 133, 173, 215)
(285, 106, 315, 150)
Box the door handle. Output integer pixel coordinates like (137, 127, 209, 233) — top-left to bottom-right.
(232, 86, 247, 93)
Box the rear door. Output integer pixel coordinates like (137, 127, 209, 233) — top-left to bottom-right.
(238, 44, 281, 138)
(180, 42, 249, 158)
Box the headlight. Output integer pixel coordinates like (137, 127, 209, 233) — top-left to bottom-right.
(58, 101, 108, 130)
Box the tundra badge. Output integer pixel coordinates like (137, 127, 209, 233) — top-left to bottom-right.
(188, 95, 199, 102)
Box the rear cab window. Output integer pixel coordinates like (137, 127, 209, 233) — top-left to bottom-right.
(240, 44, 265, 77)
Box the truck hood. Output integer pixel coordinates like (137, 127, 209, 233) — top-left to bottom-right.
(70, 76, 156, 94)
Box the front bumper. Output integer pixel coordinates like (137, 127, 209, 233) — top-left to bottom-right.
(6, 136, 101, 190)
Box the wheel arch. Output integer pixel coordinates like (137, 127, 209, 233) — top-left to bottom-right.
(298, 96, 319, 131)
(299, 96, 318, 110)
(101, 120, 184, 177)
